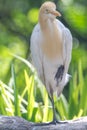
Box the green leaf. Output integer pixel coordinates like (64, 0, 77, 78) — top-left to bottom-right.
(11, 63, 21, 116)
(24, 70, 35, 120)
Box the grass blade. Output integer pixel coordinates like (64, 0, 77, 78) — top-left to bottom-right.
(24, 70, 35, 120)
(11, 63, 21, 116)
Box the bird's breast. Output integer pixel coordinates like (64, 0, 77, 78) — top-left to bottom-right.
(41, 23, 63, 60)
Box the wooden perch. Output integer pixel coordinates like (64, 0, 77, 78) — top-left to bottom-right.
(0, 116, 87, 130)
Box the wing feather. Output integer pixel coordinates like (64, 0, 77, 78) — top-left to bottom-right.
(30, 24, 45, 83)
(63, 27, 72, 73)
(56, 19, 72, 74)
(55, 20, 72, 89)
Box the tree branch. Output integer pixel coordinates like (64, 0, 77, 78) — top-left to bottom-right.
(0, 116, 87, 130)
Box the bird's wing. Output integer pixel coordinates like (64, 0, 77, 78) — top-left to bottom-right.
(62, 27, 72, 74)
(55, 20, 72, 87)
(30, 24, 45, 83)
(56, 19, 72, 72)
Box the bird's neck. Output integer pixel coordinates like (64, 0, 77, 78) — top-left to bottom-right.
(39, 15, 60, 37)
(39, 17, 63, 60)
(39, 16, 54, 31)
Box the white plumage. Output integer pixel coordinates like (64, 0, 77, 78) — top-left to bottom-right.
(30, 1, 72, 123)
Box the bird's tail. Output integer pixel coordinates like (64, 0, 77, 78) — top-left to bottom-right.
(65, 74, 72, 85)
(56, 74, 72, 97)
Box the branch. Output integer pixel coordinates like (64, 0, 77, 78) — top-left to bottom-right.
(0, 116, 87, 130)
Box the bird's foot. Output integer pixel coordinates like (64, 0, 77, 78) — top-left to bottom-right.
(34, 120, 68, 126)
(49, 119, 68, 125)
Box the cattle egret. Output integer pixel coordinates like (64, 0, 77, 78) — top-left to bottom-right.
(30, 1, 72, 124)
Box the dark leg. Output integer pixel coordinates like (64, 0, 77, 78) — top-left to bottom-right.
(49, 94, 60, 124)
(49, 95, 68, 124)
(34, 83, 68, 127)
(52, 98, 58, 123)
(34, 95, 68, 126)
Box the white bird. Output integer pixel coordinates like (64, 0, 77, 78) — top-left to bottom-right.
(30, 1, 72, 124)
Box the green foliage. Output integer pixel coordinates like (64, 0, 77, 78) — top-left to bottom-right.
(59, 0, 87, 37)
(0, 51, 87, 122)
(0, 0, 87, 123)
(28, 8, 39, 24)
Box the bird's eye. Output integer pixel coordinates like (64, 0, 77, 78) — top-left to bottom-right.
(45, 9, 49, 13)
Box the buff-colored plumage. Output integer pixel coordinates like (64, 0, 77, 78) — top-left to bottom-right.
(30, 1, 72, 123)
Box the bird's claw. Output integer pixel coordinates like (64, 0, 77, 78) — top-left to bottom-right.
(50, 119, 68, 125)
(34, 120, 68, 126)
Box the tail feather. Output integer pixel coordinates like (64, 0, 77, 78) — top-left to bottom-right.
(57, 74, 71, 97)
(65, 74, 71, 85)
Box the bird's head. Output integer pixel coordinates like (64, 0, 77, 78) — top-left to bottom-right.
(39, 1, 61, 21)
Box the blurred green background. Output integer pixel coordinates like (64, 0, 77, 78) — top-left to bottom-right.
(0, 0, 87, 122)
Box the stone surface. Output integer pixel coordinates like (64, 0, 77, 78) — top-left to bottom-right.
(0, 116, 87, 130)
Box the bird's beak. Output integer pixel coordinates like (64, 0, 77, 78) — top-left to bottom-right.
(50, 10, 61, 17)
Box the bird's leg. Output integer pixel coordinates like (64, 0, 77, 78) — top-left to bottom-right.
(49, 95, 68, 124)
(51, 95, 57, 124)
(34, 95, 67, 126)
(49, 94, 58, 124)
